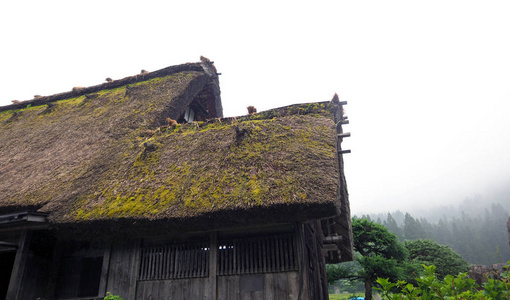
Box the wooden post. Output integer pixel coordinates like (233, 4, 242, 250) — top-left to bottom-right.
(209, 231, 218, 300)
(128, 239, 142, 300)
(45, 239, 63, 298)
(6, 230, 31, 300)
(98, 241, 112, 297)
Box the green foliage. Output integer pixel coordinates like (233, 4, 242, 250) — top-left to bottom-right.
(327, 264, 353, 285)
(330, 218, 470, 300)
(352, 217, 407, 260)
(405, 239, 469, 280)
(376, 264, 510, 300)
(403, 213, 426, 241)
(104, 292, 123, 300)
(351, 218, 409, 300)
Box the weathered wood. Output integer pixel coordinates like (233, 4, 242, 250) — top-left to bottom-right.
(339, 149, 351, 154)
(6, 230, 30, 300)
(288, 272, 299, 299)
(15, 231, 54, 300)
(45, 239, 64, 298)
(209, 231, 218, 300)
(337, 132, 351, 138)
(217, 276, 227, 299)
(127, 239, 141, 300)
(98, 241, 112, 297)
(275, 273, 288, 299)
(296, 223, 309, 300)
(264, 273, 274, 300)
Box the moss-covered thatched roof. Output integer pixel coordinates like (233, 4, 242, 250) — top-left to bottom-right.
(0, 59, 348, 237)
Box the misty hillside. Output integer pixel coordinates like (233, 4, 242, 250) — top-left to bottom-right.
(358, 199, 510, 265)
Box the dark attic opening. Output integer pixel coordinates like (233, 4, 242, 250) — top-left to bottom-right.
(177, 82, 221, 123)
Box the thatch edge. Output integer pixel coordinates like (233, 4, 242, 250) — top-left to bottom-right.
(50, 201, 339, 239)
(1, 59, 219, 113)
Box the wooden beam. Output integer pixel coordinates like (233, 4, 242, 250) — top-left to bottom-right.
(209, 231, 218, 300)
(98, 241, 112, 297)
(339, 150, 351, 154)
(337, 132, 351, 138)
(6, 230, 30, 300)
(127, 239, 142, 300)
(339, 101, 347, 106)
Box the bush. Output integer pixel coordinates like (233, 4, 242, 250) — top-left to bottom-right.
(104, 292, 123, 300)
(376, 264, 510, 299)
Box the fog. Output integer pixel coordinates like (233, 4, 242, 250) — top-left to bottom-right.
(1, 1, 509, 216)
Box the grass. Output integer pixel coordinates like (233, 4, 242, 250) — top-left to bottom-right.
(329, 293, 365, 300)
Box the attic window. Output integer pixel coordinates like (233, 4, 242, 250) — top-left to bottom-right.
(218, 233, 297, 275)
(184, 107, 195, 123)
(138, 241, 209, 280)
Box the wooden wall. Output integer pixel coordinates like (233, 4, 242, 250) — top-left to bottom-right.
(132, 272, 301, 300)
(5, 230, 55, 300)
(4, 222, 329, 300)
(105, 239, 140, 300)
(217, 272, 300, 300)
(103, 224, 323, 300)
(136, 278, 209, 300)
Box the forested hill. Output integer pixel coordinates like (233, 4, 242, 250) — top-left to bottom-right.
(361, 202, 510, 265)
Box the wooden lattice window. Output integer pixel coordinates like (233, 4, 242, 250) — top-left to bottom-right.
(218, 233, 297, 275)
(139, 242, 209, 280)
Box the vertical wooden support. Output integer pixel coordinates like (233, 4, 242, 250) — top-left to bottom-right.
(6, 230, 30, 300)
(209, 231, 218, 300)
(98, 241, 112, 297)
(127, 239, 142, 300)
(314, 220, 329, 300)
(295, 223, 308, 300)
(45, 239, 63, 298)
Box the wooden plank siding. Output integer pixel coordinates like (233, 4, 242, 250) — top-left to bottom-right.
(215, 272, 300, 300)
(135, 278, 209, 299)
(105, 239, 140, 298)
(17, 223, 324, 299)
(123, 227, 311, 300)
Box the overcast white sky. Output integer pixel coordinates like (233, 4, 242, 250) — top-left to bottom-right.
(1, 1, 509, 215)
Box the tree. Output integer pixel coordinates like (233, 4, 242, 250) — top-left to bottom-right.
(403, 212, 425, 240)
(326, 264, 352, 285)
(383, 213, 403, 242)
(405, 239, 469, 280)
(351, 217, 408, 300)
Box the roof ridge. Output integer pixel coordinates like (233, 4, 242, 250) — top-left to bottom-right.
(1, 61, 208, 113)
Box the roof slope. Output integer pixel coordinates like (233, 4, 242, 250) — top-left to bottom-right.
(0, 60, 346, 236)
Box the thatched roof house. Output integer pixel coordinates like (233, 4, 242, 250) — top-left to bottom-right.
(0, 58, 352, 300)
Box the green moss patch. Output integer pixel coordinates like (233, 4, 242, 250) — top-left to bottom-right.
(74, 113, 340, 221)
(0, 72, 203, 216)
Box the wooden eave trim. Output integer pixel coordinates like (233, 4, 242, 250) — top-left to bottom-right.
(0, 211, 49, 232)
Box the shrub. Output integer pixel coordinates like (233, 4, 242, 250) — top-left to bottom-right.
(104, 292, 123, 300)
(376, 264, 510, 299)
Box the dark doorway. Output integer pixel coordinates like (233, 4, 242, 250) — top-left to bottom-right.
(0, 251, 16, 300)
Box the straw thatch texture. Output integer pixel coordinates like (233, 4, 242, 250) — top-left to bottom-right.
(0, 66, 342, 233)
(0, 71, 210, 215)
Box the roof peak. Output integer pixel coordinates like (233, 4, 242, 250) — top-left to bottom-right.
(2, 58, 218, 113)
